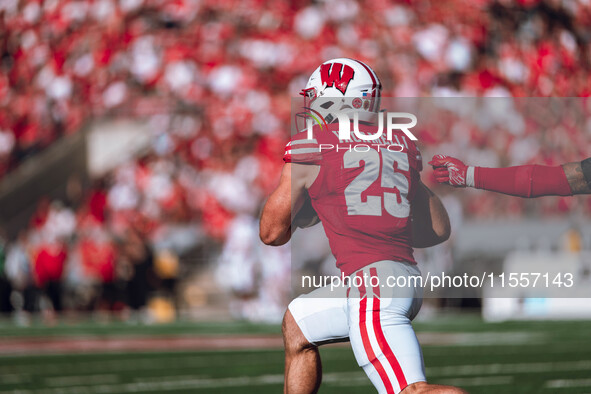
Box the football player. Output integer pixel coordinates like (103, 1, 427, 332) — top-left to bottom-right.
(261, 59, 467, 394)
(429, 155, 591, 196)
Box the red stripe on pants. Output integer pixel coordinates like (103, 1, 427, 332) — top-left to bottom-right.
(357, 270, 394, 393)
(370, 268, 408, 390)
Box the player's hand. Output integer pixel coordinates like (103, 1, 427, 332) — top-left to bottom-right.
(428, 155, 468, 187)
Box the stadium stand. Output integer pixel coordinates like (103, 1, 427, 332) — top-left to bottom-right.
(0, 0, 590, 320)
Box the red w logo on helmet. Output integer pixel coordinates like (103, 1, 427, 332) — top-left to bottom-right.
(320, 63, 354, 94)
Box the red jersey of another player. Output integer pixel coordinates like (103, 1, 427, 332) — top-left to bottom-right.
(284, 123, 423, 276)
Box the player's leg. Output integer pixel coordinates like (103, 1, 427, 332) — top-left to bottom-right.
(348, 261, 467, 394)
(284, 285, 349, 394)
(348, 285, 424, 393)
(282, 309, 322, 394)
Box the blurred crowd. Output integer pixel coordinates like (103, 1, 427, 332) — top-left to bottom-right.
(1, 0, 591, 320)
(0, 184, 172, 322)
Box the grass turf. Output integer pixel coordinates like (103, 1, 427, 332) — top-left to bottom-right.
(0, 317, 590, 393)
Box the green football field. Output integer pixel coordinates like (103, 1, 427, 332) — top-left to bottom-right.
(0, 316, 590, 393)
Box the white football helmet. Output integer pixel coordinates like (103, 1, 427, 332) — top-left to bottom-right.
(299, 58, 382, 126)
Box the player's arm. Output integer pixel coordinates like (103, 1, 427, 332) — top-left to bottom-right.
(562, 158, 591, 195)
(259, 163, 316, 246)
(429, 155, 591, 197)
(410, 181, 451, 248)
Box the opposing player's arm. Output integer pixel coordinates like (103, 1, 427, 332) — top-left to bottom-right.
(429, 154, 589, 197)
(259, 163, 318, 246)
(562, 158, 591, 195)
(410, 181, 451, 248)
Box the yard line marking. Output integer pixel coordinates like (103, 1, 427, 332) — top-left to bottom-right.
(437, 376, 513, 387)
(427, 359, 591, 377)
(424, 341, 591, 357)
(2, 358, 591, 392)
(0, 331, 548, 357)
(45, 374, 119, 387)
(0, 335, 284, 356)
(2, 368, 591, 393)
(0, 373, 517, 393)
(322, 371, 372, 386)
(0, 351, 274, 374)
(0, 374, 28, 385)
(0, 374, 286, 393)
(546, 379, 591, 388)
(417, 331, 545, 347)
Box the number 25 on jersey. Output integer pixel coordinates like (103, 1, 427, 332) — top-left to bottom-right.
(344, 149, 410, 218)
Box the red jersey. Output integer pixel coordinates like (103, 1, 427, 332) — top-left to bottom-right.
(284, 123, 422, 276)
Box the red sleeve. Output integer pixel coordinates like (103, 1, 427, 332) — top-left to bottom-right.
(474, 164, 573, 197)
(283, 131, 322, 165)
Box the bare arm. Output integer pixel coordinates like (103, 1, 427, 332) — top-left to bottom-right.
(411, 181, 451, 248)
(562, 159, 591, 195)
(259, 163, 318, 246)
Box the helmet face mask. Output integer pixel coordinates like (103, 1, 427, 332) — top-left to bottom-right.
(296, 58, 382, 132)
(299, 86, 321, 111)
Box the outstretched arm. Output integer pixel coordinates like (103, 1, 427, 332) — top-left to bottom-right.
(411, 181, 451, 248)
(429, 155, 591, 197)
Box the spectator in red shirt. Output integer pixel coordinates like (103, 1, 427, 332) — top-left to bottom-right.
(33, 239, 67, 313)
